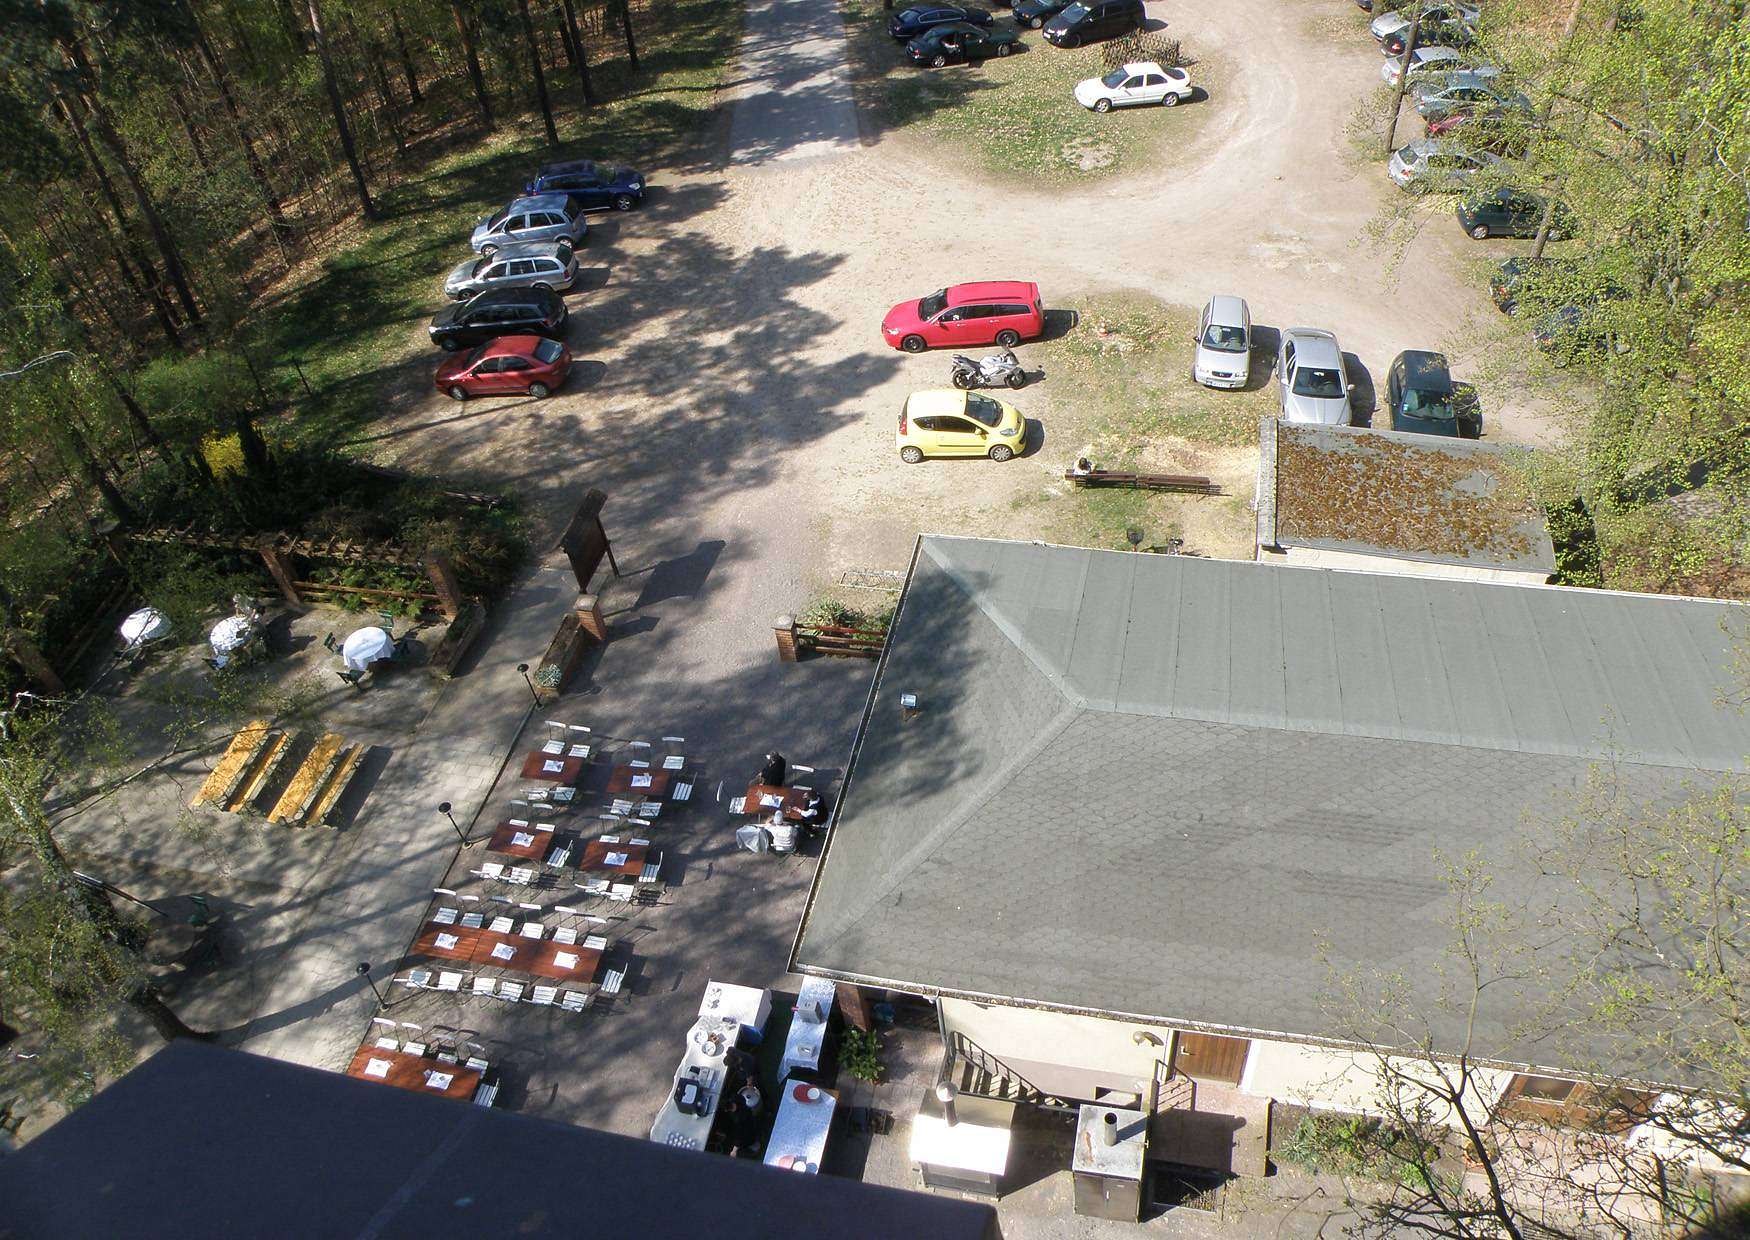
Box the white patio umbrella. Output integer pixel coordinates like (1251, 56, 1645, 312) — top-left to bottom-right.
(119, 607, 171, 651)
(209, 615, 254, 655)
(341, 626, 395, 673)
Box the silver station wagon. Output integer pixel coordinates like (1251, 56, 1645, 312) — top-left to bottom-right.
(444, 241, 578, 301)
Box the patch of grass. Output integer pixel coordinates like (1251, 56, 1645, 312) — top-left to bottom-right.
(1023, 293, 1272, 554)
(1036, 294, 1274, 451)
(252, 0, 746, 445)
(841, 0, 1222, 183)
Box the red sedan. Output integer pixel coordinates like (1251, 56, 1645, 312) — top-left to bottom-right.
(435, 335, 572, 401)
(881, 281, 1044, 353)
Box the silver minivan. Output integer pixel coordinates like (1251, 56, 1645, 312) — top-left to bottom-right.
(469, 194, 589, 255)
(1192, 295, 1251, 389)
(444, 241, 578, 301)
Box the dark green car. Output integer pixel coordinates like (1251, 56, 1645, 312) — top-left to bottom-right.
(1385, 350, 1481, 439)
(906, 21, 1018, 66)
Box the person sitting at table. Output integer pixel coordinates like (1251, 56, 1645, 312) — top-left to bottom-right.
(757, 751, 787, 787)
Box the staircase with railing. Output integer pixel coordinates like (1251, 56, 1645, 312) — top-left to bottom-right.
(942, 1032, 1079, 1113)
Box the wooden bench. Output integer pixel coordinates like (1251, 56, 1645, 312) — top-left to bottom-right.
(191, 721, 273, 810)
(1064, 465, 1220, 495)
(308, 743, 366, 827)
(230, 729, 294, 814)
(268, 733, 350, 826)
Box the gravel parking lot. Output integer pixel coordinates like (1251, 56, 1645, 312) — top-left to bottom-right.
(366, 0, 1570, 607)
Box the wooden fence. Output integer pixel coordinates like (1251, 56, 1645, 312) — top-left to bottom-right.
(774, 616, 886, 662)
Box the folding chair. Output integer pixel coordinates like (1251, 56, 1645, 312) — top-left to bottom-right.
(552, 925, 579, 945)
(577, 877, 610, 899)
(625, 741, 652, 762)
(470, 975, 497, 1001)
(566, 725, 593, 759)
(541, 721, 568, 755)
(527, 985, 558, 1007)
(400, 969, 433, 990)
(637, 801, 663, 820)
(671, 781, 694, 803)
(496, 980, 524, 1004)
(466, 1056, 490, 1072)
(608, 883, 635, 904)
(507, 818, 530, 830)
(460, 909, 486, 929)
(609, 798, 635, 816)
(660, 737, 687, 771)
(476, 862, 505, 882)
(435, 971, 464, 993)
(489, 916, 515, 934)
(535, 822, 557, 834)
(628, 837, 651, 847)
(582, 934, 609, 951)
(638, 853, 663, 884)
(517, 900, 544, 914)
(371, 1016, 397, 1031)
(433, 887, 459, 899)
(402, 1041, 427, 1057)
(545, 841, 573, 868)
(728, 796, 748, 814)
(374, 1036, 399, 1050)
(519, 921, 545, 940)
(508, 867, 538, 886)
(560, 989, 590, 1013)
(431, 906, 459, 926)
(599, 967, 626, 996)
(598, 834, 622, 844)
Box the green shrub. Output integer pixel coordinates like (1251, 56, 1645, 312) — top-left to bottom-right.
(840, 1027, 885, 1084)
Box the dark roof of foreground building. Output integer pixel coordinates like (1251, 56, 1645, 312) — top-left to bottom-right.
(1261, 420, 1557, 576)
(792, 536, 1750, 1082)
(0, 1042, 1000, 1240)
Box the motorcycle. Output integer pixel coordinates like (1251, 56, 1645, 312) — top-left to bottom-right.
(949, 350, 1030, 391)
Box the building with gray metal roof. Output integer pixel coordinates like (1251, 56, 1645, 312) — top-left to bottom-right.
(792, 536, 1750, 1089)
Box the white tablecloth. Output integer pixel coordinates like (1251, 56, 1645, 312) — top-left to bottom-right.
(763, 1084, 836, 1173)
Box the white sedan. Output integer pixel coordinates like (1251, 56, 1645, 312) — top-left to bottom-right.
(1073, 61, 1193, 112)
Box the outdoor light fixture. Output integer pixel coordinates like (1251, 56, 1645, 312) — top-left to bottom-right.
(357, 961, 387, 1009)
(515, 662, 540, 705)
(438, 800, 466, 846)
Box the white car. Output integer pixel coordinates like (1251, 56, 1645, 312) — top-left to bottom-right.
(1277, 328, 1354, 426)
(1192, 295, 1251, 389)
(1073, 62, 1193, 112)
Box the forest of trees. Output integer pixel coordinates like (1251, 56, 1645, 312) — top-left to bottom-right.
(1377, 0, 1750, 598)
(0, 0, 657, 681)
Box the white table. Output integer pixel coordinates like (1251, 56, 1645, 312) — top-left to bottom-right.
(648, 980, 772, 1150)
(763, 1083, 837, 1173)
(779, 976, 836, 1079)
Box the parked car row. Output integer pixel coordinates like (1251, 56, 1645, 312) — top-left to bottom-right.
(424, 156, 647, 400)
(887, 0, 1146, 69)
(1192, 294, 1480, 439)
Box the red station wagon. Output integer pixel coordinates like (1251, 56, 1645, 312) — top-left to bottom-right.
(436, 335, 572, 400)
(881, 281, 1045, 353)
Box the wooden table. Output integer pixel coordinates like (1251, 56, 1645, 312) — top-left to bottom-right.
(742, 783, 818, 821)
(413, 920, 603, 984)
(346, 1044, 482, 1101)
(487, 820, 559, 861)
(578, 837, 649, 877)
(520, 752, 586, 783)
(606, 765, 671, 798)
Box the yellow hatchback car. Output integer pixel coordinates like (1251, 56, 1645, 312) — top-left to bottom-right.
(896, 390, 1026, 463)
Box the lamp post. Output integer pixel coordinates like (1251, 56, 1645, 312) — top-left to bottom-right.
(438, 800, 466, 845)
(515, 662, 540, 705)
(357, 961, 387, 1008)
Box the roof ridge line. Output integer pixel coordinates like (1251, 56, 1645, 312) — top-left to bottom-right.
(808, 699, 1085, 951)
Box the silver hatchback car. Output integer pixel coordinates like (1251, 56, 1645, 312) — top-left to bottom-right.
(469, 194, 588, 255)
(444, 241, 578, 301)
(1277, 328, 1354, 425)
(1192, 294, 1251, 389)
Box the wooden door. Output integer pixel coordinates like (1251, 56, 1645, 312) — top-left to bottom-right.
(1172, 1032, 1250, 1085)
